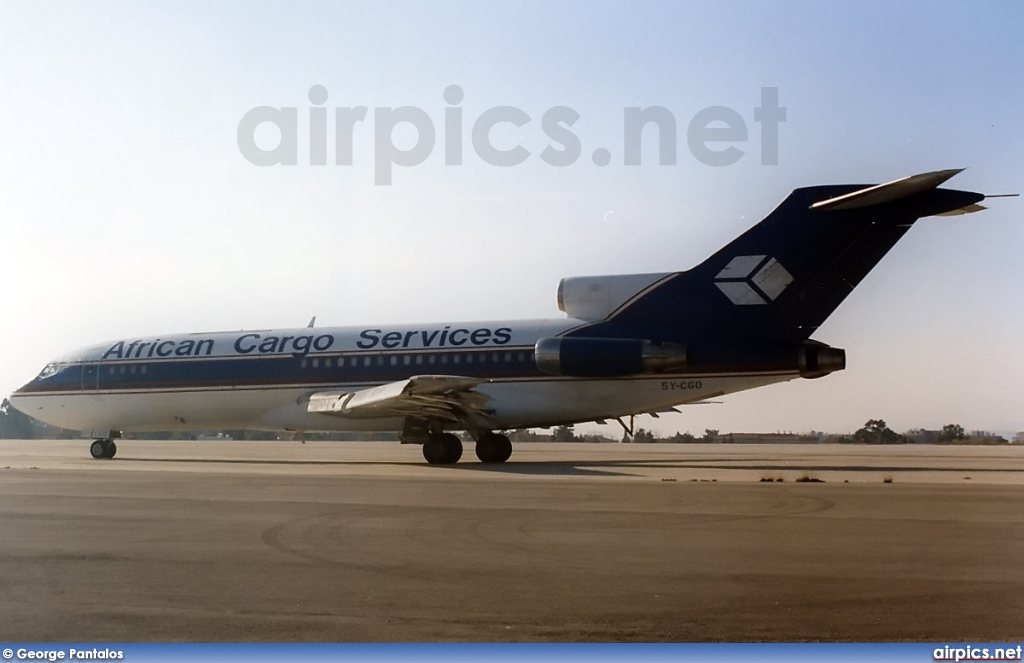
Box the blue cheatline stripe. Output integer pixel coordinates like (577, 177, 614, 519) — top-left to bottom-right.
(15, 370, 798, 399)
(19, 350, 801, 396)
(1, 644, 1018, 662)
(19, 348, 543, 394)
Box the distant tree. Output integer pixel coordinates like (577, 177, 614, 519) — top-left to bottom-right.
(632, 428, 656, 444)
(854, 419, 905, 444)
(666, 431, 699, 444)
(0, 399, 34, 439)
(552, 425, 576, 442)
(855, 419, 884, 444)
(938, 424, 966, 442)
(702, 428, 720, 443)
(510, 429, 543, 442)
(576, 433, 617, 444)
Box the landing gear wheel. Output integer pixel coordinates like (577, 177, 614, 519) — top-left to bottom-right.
(422, 433, 463, 465)
(475, 433, 512, 463)
(90, 439, 116, 460)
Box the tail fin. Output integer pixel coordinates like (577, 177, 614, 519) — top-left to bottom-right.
(605, 170, 985, 343)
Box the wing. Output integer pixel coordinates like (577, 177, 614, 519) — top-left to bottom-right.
(306, 375, 492, 426)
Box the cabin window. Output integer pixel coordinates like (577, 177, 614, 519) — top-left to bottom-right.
(403, 355, 411, 366)
(140, 365, 147, 375)
(440, 354, 448, 365)
(312, 358, 319, 368)
(453, 354, 461, 364)
(466, 354, 474, 364)
(363, 356, 371, 367)
(390, 355, 397, 366)
(416, 355, 423, 365)
(120, 366, 126, 375)
(428, 355, 436, 365)
(108, 367, 115, 376)
(301, 359, 308, 368)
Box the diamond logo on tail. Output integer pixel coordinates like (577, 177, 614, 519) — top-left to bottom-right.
(714, 255, 793, 305)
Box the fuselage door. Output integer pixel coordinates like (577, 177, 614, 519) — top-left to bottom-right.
(82, 361, 101, 391)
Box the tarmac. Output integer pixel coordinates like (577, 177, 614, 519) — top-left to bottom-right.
(1, 440, 1022, 642)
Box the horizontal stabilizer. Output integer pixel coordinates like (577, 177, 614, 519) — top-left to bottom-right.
(810, 169, 964, 211)
(936, 203, 987, 216)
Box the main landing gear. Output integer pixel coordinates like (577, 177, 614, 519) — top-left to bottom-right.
(422, 432, 463, 464)
(474, 432, 513, 464)
(420, 431, 513, 465)
(89, 438, 117, 459)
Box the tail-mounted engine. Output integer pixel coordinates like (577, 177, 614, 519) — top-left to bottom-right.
(799, 342, 846, 379)
(535, 337, 687, 378)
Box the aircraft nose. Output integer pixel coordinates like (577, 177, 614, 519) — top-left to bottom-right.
(10, 361, 66, 401)
(10, 372, 38, 395)
(6, 384, 34, 417)
(6, 360, 72, 424)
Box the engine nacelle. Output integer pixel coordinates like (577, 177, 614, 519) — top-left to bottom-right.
(799, 343, 846, 379)
(535, 337, 688, 377)
(557, 273, 672, 322)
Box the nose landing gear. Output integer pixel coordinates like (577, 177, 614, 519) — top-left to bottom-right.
(89, 438, 117, 459)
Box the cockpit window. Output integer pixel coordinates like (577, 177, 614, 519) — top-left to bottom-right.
(37, 363, 61, 379)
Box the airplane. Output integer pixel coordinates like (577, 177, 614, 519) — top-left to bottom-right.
(8, 169, 999, 464)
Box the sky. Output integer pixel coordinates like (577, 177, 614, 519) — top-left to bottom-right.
(1, 1, 1022, 437)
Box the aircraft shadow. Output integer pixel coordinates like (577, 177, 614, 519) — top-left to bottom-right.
(453, 459, 1022, 477)
(112, 456, 631, 477)
(110, 456, 1021, 478)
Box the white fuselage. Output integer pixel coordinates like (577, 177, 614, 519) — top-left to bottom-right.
(10, 318, 799, 434)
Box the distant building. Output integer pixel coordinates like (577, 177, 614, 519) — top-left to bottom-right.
(905, 429, 940, 444)
(723, 432, 823, 444)
(967, 431, 1008, 444)
(196, 432, 234, 441)
(906, 429, 1008, 445)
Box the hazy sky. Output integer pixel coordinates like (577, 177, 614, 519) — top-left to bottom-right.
(1, 1, 1021, 437)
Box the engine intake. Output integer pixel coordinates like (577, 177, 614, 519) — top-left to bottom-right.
(535, 337, 687, 377)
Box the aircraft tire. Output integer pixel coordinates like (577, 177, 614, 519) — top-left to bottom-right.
(440, 433, 463, 463)
(475, 433, 512, 463)
(90, 439, 116, 460)
(423, 433, 463, 464)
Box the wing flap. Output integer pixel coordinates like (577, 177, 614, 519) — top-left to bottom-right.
(306, 375, 491, 425)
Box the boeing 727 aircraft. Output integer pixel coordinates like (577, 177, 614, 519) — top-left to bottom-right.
(9, 169, 996, 463)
